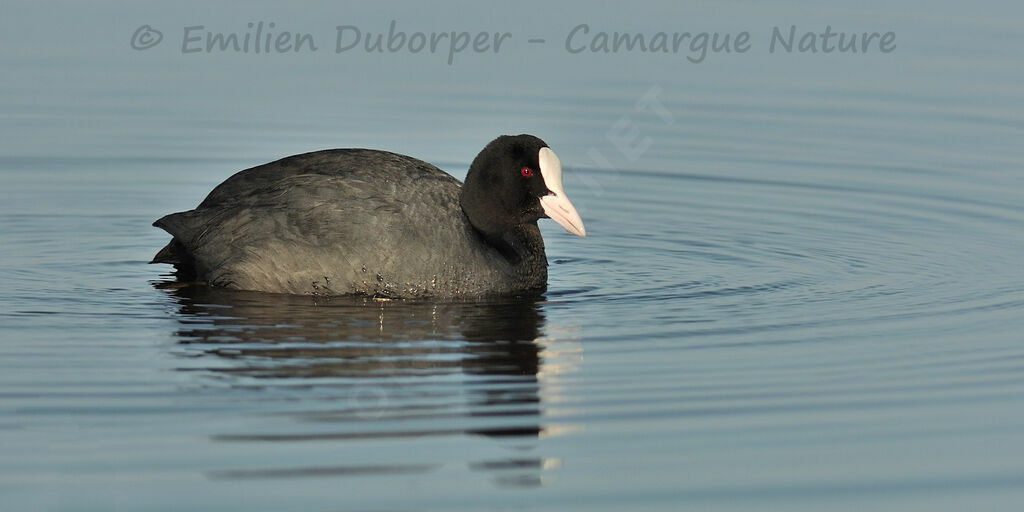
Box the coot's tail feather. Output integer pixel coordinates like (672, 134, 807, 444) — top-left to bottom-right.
(151, 211, 202, 280)
(150, 240, 179, 264)
(153, 210, 203, 238)
(150, 238, 198, 280)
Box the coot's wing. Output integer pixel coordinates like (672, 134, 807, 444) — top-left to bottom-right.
(196, 149, 451, 209)
(153, 151, 476, 295)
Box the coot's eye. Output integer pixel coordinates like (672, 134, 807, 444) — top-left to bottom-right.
(521, 167, 534, 177)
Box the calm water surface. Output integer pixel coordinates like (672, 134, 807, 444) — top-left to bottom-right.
(3, 2, 1024, 511)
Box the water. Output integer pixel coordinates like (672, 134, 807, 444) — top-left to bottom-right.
(3, 1, 1024, 510)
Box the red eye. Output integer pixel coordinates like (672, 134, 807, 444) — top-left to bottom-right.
(521, 167, 533, 177)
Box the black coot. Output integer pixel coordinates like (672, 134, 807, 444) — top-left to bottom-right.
(151, 134, 586, 298)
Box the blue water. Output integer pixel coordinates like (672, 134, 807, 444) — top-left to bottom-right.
(3, 1, 1024, 510)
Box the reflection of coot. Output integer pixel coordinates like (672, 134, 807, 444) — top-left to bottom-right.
(160, 283, 553, 487)
(165, 285, 544, 387)
(162, 283, 544, 408)
(458, 302, 545, 439)
(460, 300, 543, 376)
(164, 283, 544, 348)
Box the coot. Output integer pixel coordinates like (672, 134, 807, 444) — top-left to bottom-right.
(151, 134, 586, 298)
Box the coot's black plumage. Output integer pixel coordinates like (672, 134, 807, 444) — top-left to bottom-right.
(151, 134, 586, 298)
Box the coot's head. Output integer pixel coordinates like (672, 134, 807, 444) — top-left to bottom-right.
(461, 134, 586, 241)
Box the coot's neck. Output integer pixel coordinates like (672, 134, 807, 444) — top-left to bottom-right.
(485, 222, 549, 288)
(488, 222, 546, 263)
(460, 198, 548, 287)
